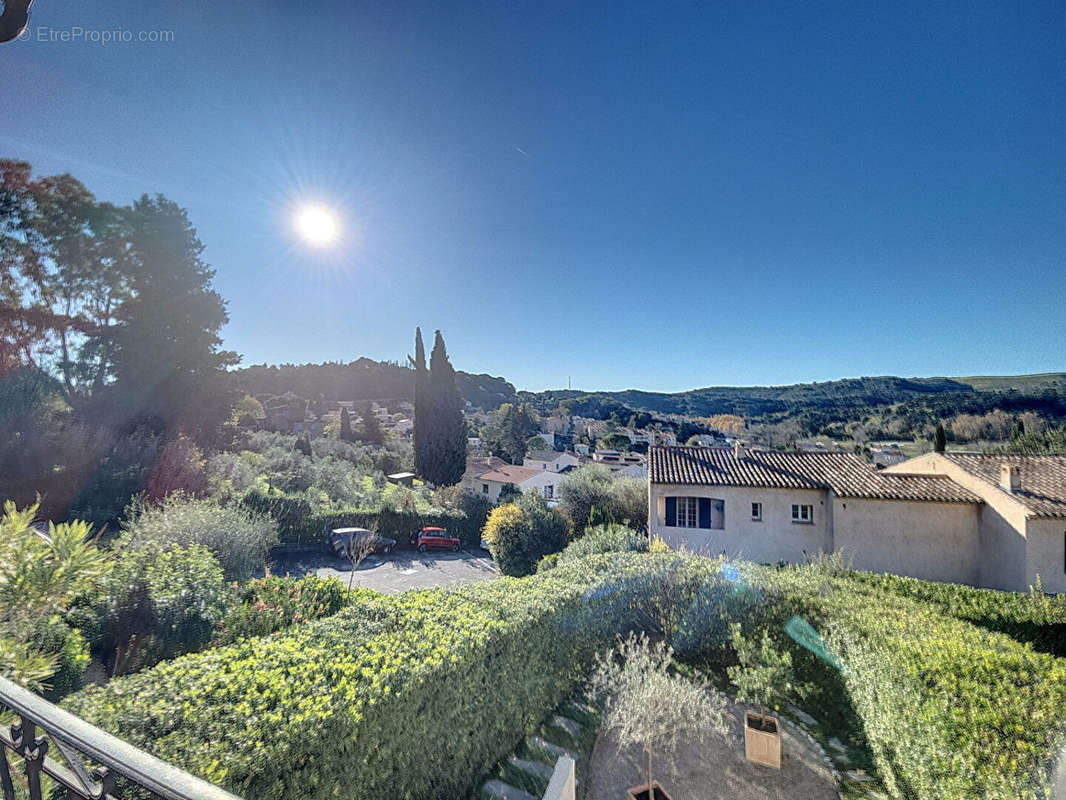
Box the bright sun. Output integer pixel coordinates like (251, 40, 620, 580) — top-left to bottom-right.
(294, 205, 338, 247)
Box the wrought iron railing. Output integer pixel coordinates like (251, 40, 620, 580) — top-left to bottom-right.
(0, 674, 242, 800)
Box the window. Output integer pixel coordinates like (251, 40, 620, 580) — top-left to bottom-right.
(751, 502, 762, 521)
(482, 483, 489, 494)
(676, 496, 699, 528)
(544, 484, 554, 500)
(792, 504, 813, 524)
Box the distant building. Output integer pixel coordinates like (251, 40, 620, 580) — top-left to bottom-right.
(523, 450, 582, 473)
(462, 457, 560, 503)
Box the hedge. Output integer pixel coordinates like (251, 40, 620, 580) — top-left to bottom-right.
(62, 553, 702, 800)
(757, 565, 1066, 800)
(838, 569, 1066, 657)
(241, 490, 482, 547)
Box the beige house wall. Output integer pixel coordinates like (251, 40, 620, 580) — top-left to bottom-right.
(1025, 518, 1066, 595)
(886, 453, 1037, 591)
(832, 497, 980, 585)
(649, 484, 830, 563)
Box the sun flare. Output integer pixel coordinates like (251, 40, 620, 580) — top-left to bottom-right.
(294, 204, 338, 247)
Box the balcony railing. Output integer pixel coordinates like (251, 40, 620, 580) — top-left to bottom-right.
(0, 674, 242, 800)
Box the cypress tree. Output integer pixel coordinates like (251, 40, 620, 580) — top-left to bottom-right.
(425, 330, 467, 486)
(339, 406, 353, 442)
(411, 328, 429, 477)
(934, 422, 947, 453)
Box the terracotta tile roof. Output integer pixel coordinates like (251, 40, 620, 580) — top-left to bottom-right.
(462, 456, 508, 481)
(479, 465, 545, 484)
(941, 454, 1066, 518)
(649, 446, 981, 503)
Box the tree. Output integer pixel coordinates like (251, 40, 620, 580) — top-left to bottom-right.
(484, 402, 539, 464)
(360, 402, 385, 445)
(341, 531, 376, 598)
(558, 464, 648, 534)
(339, 406, 354, 442)
(108, 195, 238, 444)
(727, 625, 807, 725)
(483, 492, 570, 576)
(411, 328, 428, 477)
(589, 632, 727, 799)
(933, 422, 947, 453)
(599, 432, 633, 451)
(419, 330, 466, 486)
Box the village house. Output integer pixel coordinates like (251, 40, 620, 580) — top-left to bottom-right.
(649, 444, 1066, 593)
(522, 450, 583, 473)
(462, 456, 560, 502)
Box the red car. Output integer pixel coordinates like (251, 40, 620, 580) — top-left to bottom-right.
(416, 526, 461, 553)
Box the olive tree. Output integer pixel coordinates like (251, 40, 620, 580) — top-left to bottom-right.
(589, 632, 728, 797)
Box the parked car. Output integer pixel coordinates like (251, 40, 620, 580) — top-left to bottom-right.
(329, 527, 396, 557)
(416, 526, 461, 553)
(480, 537, 491, 552)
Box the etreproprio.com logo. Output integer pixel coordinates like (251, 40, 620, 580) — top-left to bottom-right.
(16, 26, 175, 44)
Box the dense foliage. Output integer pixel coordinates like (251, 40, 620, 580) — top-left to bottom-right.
(120, 494, 278, 579)
(213, 574, 354, 645)
(77, 541, 228, 676)
(63, 554, 684, 800)
(557, 464, 648, 533)
(0, 161, 238, 525)
(484, 492, 571, 576)
(0, 501, 108, 693)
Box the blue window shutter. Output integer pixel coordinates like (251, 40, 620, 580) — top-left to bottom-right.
(665, 497, 676, 527)
(698, 497, 712, 529)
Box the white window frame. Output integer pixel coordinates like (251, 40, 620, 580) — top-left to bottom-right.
(751, 502, 762, 521)
(791, 503, 813, 524)
(677, 496, 699, 529)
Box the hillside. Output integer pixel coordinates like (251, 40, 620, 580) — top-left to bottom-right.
(234, 358, 516, 411)
(955, 373, 1066, 392)
(522, 376, 976, 418)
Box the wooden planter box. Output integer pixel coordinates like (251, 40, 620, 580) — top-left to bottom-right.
(626, 781, 672, 800)
(744, 711, 781, 768)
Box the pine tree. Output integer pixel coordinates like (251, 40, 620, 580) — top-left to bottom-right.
(934, 422, 947, 453)
(411, 328, 428, 477)
(424, 330, 467, 486)
(339, 406, 353, 442)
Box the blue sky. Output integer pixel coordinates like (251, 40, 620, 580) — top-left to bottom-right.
(4, 1, 1064, 392)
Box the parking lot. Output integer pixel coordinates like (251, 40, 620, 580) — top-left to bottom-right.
(270, 547, 499, 594)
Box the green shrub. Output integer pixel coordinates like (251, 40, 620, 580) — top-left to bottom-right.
(79, 542, 229, 676)
(62, 554, 687, 800)
(839, 569, 1066, 657)
(488, 493, 571, 577)
(553, 523, 647, 565)
(759, 564, 1066, 800)
(213, 574, 354, 645)
(122, 494, 278, 579)
(557, 465, 647, 533)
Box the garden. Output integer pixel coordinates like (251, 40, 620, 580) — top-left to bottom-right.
(6, 492, 1066, 800)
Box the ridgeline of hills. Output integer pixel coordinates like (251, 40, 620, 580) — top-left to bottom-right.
(235, 360, 1066, 432)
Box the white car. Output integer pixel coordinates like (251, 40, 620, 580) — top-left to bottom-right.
(480, 537, 491, 552)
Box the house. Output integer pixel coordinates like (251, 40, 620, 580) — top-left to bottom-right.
(593, 450, 648, 478)
(523, 450, 582, 473)
(650, 444, 991, 589)
(530, 432, 556, 449)
(387, 472, 416, 487)
(884, 453, 1066, 593)
(464, 464, 561, 503)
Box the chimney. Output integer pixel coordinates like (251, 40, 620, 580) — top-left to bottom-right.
(733, 441, 749, 459)
(1000, 463, 1022, 493)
